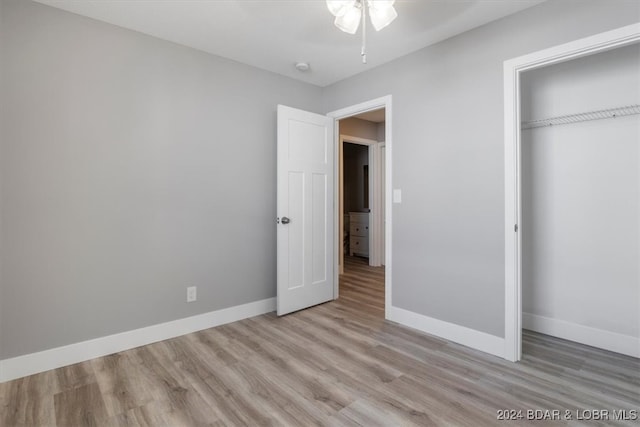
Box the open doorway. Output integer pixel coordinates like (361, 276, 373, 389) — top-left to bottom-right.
(337, 109, 386, 316)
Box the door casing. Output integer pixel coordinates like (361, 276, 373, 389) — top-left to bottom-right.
(327, 96, 393, 319)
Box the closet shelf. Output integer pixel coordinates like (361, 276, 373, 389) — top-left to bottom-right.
(521, 104, 640, 130)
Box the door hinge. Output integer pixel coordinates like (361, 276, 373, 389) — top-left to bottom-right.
(514, 224, 518, 232)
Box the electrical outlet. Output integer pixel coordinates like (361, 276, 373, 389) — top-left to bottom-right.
(187, 286, 197, 303)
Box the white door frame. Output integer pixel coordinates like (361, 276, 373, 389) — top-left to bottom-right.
(378, 142, 386, 266)
(328, 96, 392, 319)
(503, 23, 640, 362)
(339, 134, 381, 272)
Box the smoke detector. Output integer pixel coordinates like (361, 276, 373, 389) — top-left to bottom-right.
(295, 62, 310, 72)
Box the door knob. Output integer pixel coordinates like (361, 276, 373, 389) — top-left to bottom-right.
(281, 217, 291, 224)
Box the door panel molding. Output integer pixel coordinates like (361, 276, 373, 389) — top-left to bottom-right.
(277, 105, 334, 316)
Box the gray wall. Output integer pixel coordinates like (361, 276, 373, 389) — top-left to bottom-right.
(323, 0, 640, 337)
(1, 0, 639, 360)
(521, 45, 640, 338)
(377, 123, 386, 143)
(0, 0, 322, 359)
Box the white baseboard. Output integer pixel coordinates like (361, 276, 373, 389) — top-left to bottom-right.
(387, 305, 505, 358)
(523, 313, 640, 358)
(0, 297, 276, 383)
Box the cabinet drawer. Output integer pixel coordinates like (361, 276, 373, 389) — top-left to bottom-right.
(350, 236, 369, 255)
(349, 212, 369, 226)
(350, 223, 369, 237)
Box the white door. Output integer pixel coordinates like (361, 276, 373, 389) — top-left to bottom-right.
(277, 105, 334, 315)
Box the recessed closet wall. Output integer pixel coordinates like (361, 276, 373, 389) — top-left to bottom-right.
(521, 44, 640, 354)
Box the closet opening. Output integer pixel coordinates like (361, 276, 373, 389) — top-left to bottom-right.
(519, 43, 639, 362)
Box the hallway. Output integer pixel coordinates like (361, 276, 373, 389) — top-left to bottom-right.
(339, 256, 385, 317)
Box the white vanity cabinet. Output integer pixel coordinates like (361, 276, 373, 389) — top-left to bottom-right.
(349, 212, 369, 257)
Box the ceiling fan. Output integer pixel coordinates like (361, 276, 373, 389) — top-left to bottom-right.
(326, 0, 398, 64)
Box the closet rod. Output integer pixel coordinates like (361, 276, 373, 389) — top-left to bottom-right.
(521, 104, 640, 130)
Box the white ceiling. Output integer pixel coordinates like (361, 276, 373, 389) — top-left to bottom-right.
(35, 0, 546, 87)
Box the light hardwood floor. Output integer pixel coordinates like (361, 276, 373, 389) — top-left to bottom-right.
(1, 256, 638, 426)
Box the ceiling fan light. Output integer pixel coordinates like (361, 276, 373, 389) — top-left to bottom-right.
(367, 0, 395, 9)
(326, 0, 356, 17)
(334, 6, 361, 34)
(369, 4, 397, 31)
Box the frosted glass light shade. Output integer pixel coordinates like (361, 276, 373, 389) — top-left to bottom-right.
(326, 0, 356, 17)
(368, 2, 397, 31)
(334, 5, 361, 34)
(327, 0, 397, 37)
(367, 0, 395, 8)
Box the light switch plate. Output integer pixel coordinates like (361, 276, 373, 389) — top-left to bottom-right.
(393, 189, 402, 204)
(187, 286, 197, 302)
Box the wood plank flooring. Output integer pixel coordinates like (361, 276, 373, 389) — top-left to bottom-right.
(1, 255, 638, 426)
